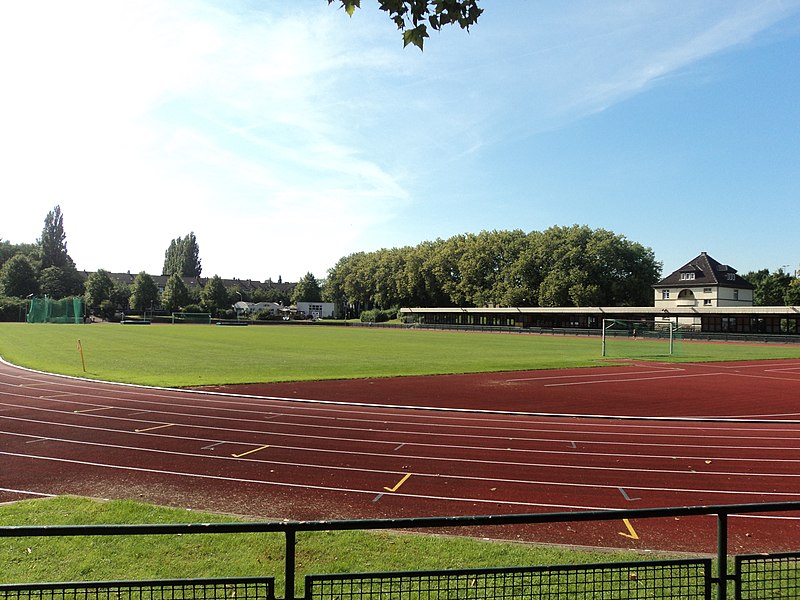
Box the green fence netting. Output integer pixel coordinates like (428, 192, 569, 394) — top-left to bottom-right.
(26, 296, 84, 324)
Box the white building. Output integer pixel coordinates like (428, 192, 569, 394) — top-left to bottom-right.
(295, 301, 335, 319)
(653, 252, 754, 329)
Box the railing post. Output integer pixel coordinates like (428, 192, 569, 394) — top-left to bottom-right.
(285, 529, 296, 600)
(717, 512, 728, 600)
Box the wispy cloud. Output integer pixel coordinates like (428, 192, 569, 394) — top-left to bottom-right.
(1, 1, 797, 279)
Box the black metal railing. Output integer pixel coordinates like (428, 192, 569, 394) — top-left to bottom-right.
(2, 501, 800, 600)
(0, 577, 276, 600)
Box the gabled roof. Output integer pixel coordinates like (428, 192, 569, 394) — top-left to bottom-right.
(654, 252, 754, 289)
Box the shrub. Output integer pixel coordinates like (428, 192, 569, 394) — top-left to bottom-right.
(360, 309, 390, 323)
(0, 296, 28, 322)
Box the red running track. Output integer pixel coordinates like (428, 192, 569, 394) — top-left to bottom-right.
(2, 357, 800, 554)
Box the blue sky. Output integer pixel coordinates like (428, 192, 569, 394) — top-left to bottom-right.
(2, 1, 799, 283)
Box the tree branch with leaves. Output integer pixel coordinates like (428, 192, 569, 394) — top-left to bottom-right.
(329, 0, 483, 49)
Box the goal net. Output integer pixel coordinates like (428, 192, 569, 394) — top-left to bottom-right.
(601, 318, 679, 358)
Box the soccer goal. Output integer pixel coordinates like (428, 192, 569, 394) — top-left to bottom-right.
(601, 318, 678, 357)
(171, 312, 212, 324)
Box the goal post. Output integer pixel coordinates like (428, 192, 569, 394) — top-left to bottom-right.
(601, 318, 676, 357)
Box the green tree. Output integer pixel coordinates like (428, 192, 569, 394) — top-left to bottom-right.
(38, 266, 84, 299)
(38, 205, 74, 270)
(129, 272, 159, 313)
(785, 279, 800, 306)
(745, 269, 793, 306)
(0, 254, 38, 298)
(292, 272, 323, 304)
(162, 232, 202, 277)
(162, 273, 191, 312)
(84, 270, 115, 315)
(200, 275, 229, 316)
(329, 0, 483, 49)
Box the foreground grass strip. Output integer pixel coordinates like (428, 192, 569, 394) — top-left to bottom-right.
(1, 497, 656, 593)
(1, 323, 800, 387)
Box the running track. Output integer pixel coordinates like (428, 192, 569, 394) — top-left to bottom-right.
(2, 357, 800, 554)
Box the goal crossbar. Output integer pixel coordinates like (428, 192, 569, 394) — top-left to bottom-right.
(601, 318, 676, 357)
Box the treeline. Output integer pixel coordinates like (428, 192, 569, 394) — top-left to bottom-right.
(742, 269, 800, 306)
(0, 206, 303, 322)
(324, 225, 663, 316)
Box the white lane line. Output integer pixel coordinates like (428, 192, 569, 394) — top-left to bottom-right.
(6, 373, 800, 429)
(545, 372, 727, 387)
(5, 357, 798, 424)
(4, 429, 800, 499)
(0, 486, 56, 498)
(5, 412, 800, 463)
(0, 450, 622, 512)
(5, 450, 799, 513)
(506, 367, 684, 382)
(8, 398, 800, 448)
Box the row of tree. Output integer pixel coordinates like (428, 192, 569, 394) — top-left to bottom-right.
(4, 207, 800, 322)
(0, 207, 323, 321)
(742, 269, 800, 306)
(323, 226, 663, 315)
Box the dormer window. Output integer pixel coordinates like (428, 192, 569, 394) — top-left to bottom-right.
(680, 272, 696, 280)
(726, 273, 736, 281)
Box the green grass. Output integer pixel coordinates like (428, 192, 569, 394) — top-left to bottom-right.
(0, 497, 663, 588)
(1, 323, 800, 387)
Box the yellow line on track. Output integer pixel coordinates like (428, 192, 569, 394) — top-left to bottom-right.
(232, 445, 270, 458)
(619, 518, 640, 540)
(384, 473, 412, 492)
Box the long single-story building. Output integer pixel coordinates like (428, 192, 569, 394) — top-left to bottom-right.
(400, 252, 800, 336)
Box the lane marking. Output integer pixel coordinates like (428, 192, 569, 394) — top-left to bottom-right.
(74, 406, 113, 414)
(506, 367, 683, 382)
(618, 487, 641, 501)
(0, 486, 56, 498)
(6, 449, 800, 518)
(545, 372, 727, 388)
(568, 441, 577, 448)
(24, 437, 49, 444)
(232, 444, 270, 458)
(201, 442, 226, 450)
(394, 443, 405, 451)
(619, 518, 639, 539)
(134, 424, 174, 433)
(384, 472, 412, 492)
(372, 493, 384, 503)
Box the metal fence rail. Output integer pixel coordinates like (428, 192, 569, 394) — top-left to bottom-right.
(0, 577, 275, 600)
(308, 559, 713, 600)
(3, 502, 800, 600)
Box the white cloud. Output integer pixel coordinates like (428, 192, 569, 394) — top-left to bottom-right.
(1, 1, 798, 280)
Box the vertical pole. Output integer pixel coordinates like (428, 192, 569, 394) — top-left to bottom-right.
(717, 513, 728, 600)
(285, 529, 296, 600)
(601, 319, 607, 356)
(669, 322, 674, 355)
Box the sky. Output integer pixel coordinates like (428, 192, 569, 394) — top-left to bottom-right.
(2, 1, 799, 283)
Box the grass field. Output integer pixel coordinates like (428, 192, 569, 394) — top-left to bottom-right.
(0, 497, 662, 588)
(2, 322, 798, 587)
(2, 322, 800, 387)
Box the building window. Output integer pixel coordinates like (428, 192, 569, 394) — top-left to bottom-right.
(734, 290, 739, 300)
(680, 272, 696, 280)
(727, 273, 736, 281)
(704, 288, 712, 294)
(662, 290, 670, 300)
(704, 299, 712, 306)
